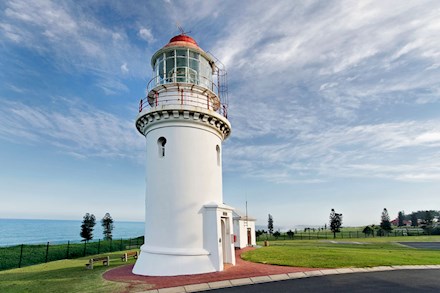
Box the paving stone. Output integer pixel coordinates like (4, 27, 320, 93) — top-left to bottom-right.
(208, 280, 233, 289)
(268, 274, 290, 281)
(184, 283, 210, 292)
(371, 266, 395, 271)
(392, 265, 425, 270)
(320, 269, 341, 275)
(141, 290, 159, 293)
(250, 276, 272, 283)
(229, 278, 253, 286)
(304, 270, 324, 277)
(336, 268, 355, 274)
(425, 265, 440, 269)
(288, 272, 307, 279)
(350, 268, 370, 273)
(157, 287, 186, 293)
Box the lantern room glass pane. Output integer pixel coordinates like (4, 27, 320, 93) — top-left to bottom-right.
(189, 59, 199, 84)
(166, 57, 174, 82)
(158, 60, 164, 83)
(176, 49, 187, 57)
(200, 56, 212, 89)
(176, 56, 188, 68)
(189, 51, 199, 59)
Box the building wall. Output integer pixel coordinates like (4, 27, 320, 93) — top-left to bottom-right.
(234, 219, 256, 249)
(134, 116, 225, 276)
(145, 120, 223, 247)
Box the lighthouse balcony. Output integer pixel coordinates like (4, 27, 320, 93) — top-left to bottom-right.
(138, 79, 228, 118)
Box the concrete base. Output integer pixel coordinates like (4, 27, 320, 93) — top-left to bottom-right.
(132, 245, 217, 276)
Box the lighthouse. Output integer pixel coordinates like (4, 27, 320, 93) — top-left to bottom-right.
(133, 34, 234, 276)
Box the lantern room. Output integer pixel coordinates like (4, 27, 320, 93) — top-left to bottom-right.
(142, 34, 226, 114)
(150, 35, 214, 91)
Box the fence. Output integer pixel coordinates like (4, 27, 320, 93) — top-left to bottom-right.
(256, 228, 428, 242)
(0, 236, 144, 271)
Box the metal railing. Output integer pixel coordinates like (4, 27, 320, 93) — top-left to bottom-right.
(256, 228, 430, 241)
(147, 74, 218, 96)
(138, 87, 228, 118)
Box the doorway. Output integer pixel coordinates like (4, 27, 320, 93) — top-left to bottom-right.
(247, 228, 252, 246)
(221, 219, 226, 263)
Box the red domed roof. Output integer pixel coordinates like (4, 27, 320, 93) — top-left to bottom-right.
(164, 34, 200, 49)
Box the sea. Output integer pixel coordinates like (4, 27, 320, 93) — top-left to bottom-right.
(0, 218, 144, 247)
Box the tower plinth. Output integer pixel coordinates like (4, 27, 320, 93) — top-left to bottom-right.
(133, 34, 234, 276)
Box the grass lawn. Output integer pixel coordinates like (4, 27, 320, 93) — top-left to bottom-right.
(243, 236, 440, 268)
(0, 250, 150, 293)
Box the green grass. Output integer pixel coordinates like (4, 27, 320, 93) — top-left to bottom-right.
(243, 236, 440, 268)
(0, 237, 143, 271)
(0, 250, 151, 293)
(2, 236, 439, 292)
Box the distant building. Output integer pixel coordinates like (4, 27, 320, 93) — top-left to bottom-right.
(233, 210, 256, 249)
(390, 218, 411, 226)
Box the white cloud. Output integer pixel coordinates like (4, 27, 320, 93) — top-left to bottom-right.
(224, 119, 440, 183)
(0, 99, 143, 160)
(415, 132, 440, 144)
(138, 27, 154, 43)
(0, 0, 148, 92)
(121, 62, 129, 74)
(2, 0, 440, 187)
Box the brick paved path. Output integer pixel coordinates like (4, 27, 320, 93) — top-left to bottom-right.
(103, 247, 318, 290)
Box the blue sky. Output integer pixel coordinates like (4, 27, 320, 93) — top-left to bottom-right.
(1, 0, 439, 228)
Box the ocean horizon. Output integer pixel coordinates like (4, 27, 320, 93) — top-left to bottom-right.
(0, 218, 144, 247)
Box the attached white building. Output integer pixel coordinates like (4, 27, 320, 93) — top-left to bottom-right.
(233, 210, 256, 249)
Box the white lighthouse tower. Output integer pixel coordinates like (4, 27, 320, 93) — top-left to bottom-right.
(133, 34, 234, 276)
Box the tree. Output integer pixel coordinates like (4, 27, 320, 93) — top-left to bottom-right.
(268, 214, 274, 235)
(423, 210, 434, 226)
(101, 213, 114, 240)
(398, 211, 405, 227)
(380, 208, 392, 233)
(286, 229, 294, 239)
(362, 226, 373, 236)
(255, 230, 265, 239)
(329, 209, 342, 239)
(80, 213, 96, 242)
(411, 213, 418, 227)
(273, 231, 281, 239)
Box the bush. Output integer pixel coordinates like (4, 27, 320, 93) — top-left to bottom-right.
(362, 226, 373, 236)
(377, 229, 385, 236)
(431, 227, 440, 235)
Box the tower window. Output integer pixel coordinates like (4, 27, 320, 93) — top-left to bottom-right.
(216, 145, 220, 166)
(158, 137, 167, 157)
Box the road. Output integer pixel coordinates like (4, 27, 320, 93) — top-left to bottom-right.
(207, 269, 440, 293)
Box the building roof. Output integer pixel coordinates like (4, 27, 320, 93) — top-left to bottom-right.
(164, 34, 199, 49)
(233, 209, 256, 221)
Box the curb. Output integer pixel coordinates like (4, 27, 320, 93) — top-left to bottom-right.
(141, 265, 440, 293)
